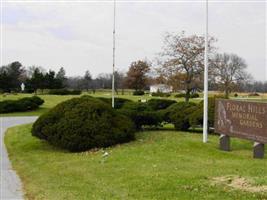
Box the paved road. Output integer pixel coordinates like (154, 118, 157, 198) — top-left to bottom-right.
(0, 117, 38, 200)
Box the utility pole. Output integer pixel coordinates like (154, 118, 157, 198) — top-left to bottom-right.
(203, 0, 209, 143)
(112, 0, 116, 108)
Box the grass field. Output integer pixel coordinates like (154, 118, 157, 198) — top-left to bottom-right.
(0, 91, 196, 116)
(5, 124, 267, 200)
(1, 91, 267, 117)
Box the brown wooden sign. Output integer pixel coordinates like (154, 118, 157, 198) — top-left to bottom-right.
(215, 99, 267, 144)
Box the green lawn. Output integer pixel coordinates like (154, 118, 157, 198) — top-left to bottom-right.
(0, 92, 199, 116)
(5, 124, 267, 200)
(1, 91, 267, 117)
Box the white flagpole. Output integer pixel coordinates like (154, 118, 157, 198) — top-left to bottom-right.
(112, 0, 116, 108)
(203, 0, 209, 143)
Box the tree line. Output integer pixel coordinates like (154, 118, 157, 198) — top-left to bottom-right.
(0, 32, 265, 99)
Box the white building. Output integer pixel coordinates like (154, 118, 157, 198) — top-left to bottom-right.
(150, 84, 172, 93)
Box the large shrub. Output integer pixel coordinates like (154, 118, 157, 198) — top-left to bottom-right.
(133, 90, 145, 96)
(122, 101, 150, 112)
(96, 97, 132, 109)
(151, 92, 171, 97)
(26, 96, 44, 106)
(32, 97, 135, 152)
(164, 102, 197, 131)
(0, 96, 44, 113)
(189, 96, 226, 129)
(175, 93, 200, 98)
(147, 99, 176, 110)
(48, 89, 82, 95)
(119, 101, 164, 129)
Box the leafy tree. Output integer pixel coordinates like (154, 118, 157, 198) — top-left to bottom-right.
(25, 68, 45, 93)
(7, 61, 25, 90)
(158, 32, 215, 102)
(56, 67, 66, 88)
(125, 60, 150, 91)
(0, 70, 12, 92)
(0, 61, 25, 92)
(44, 70, 57, 89)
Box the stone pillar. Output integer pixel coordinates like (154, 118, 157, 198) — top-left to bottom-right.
(253, 142, 264, 159)
(219, 134, 230, 151)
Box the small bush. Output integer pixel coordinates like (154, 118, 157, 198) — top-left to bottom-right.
(234, 93, 238, 97)
(147, 99, 176, 110)
(248, 93, 260, 97)
(189, 96, 227, 129)
(0, 96, 44, 113)
(120, 101, 164, 129)
(133, 90, 145, 96)
(151, 92, 171, 97)
(48, 89, 82, 95)
(190, 93, 200, 98)
(122, 101, 150, 112)
(175, 93, 199, 98)
(27, 96, 45, 106)
(32, 97, 135, 152)
(96, 97, 132, 109)
(119, 109, 163, 130)
(164, 102, 197, 131)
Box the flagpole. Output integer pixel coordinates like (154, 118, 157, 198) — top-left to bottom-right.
(112, 0, 116, 108)
(203, 0, 209, 143)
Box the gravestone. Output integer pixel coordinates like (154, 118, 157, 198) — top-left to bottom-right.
(215, 99, 266, 159)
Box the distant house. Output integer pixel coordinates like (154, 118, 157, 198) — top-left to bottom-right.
(150, 84, 172, 93)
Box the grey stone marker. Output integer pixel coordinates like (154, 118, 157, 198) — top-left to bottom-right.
(219, 134, 230, 151)
(253, 142, 264, 159)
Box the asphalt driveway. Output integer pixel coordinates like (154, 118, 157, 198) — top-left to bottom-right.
(0, 116, 38, 200)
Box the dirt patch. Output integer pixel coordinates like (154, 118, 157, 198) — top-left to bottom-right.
(211, 175, 267, 193)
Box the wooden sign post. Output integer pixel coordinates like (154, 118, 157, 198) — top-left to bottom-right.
(215, 99, 266, 159)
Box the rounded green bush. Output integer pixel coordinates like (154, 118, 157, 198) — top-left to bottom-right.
(165, 102, 197, 131)
(175, 93, 199, 98)
(189, 96, 226, 129)
(30, 96, 45, 105)
(0, 96, 44, 113)
(48, 89, 82, 95)
(147, 99, 176, 110)
(133, 90, 145, 96)
(119, 101, 164, 129)
(122, 101, 150, 112)
(32, 97, 135, 152)
(96, 97, 132, 109)
(151, 92, 171, 97)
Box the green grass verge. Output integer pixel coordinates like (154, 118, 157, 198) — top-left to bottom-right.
(5, 124, 267, 200)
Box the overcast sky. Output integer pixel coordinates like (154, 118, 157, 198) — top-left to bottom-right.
(2, 1, 266, 81)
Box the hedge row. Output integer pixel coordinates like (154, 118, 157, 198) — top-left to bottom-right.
(175, 93, 200, 98)
(0, 96, 44, 113)
(48, 89, 82, 95)
(95, 97, 132, 109)
(118, 97, 221, 131)
(133, 90, 145, 96)
(151, 92, 171, 97)
(32, 96, 222, 152)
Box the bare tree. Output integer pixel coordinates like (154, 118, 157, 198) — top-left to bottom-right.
(210, 53, 252, 98)
(83, 70, 92, 92)
(158, 32, 215, 102)
(114, 71, 126, 95)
